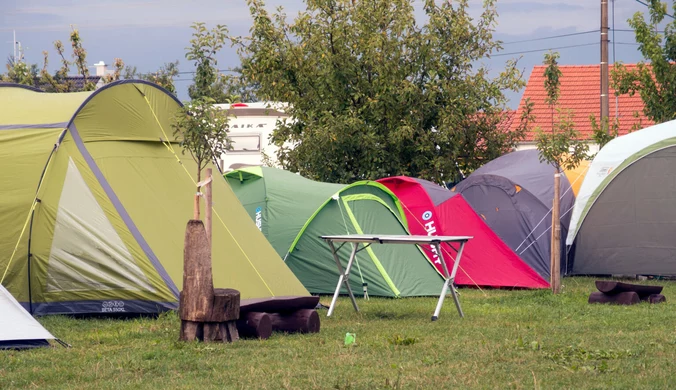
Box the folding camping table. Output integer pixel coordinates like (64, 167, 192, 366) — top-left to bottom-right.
(320, 234, 473, 321)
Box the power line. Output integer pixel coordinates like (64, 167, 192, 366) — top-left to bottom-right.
(501, 30, 597, 45)
(176, 68, 239, 75)
(634, 0, 675, 19)
(492, 42, 598, 57)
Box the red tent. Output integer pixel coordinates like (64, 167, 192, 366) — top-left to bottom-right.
(378, 176, 549, 289)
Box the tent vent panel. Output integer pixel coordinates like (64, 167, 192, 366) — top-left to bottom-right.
(46, 158, 154, 293)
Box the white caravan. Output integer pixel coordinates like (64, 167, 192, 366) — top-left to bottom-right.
(215, 102, 291, 171)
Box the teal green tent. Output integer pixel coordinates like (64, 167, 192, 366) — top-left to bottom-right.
(225, 167, 444, 297)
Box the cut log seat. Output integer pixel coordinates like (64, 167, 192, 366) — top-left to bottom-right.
(588, 291, 640, 305)
(595, 281, 663, 297)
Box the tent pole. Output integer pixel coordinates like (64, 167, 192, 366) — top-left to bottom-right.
(25, 144, 58, 313)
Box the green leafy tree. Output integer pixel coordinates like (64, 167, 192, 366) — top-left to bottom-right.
(38, 28, 95, 92)
(2, 57, 38, 85)
(535, 51, 589, 294)
(123, 61, 180, 94)
(589, 115, 619, 153)
(612, 0, 676, 123)
(172, 99, 231, 218)
(2, 27, 175, 93)
(543, 52, 562, 130)
(102, 58, 124, 84)
(68, 28, 95, 91)
(219, 66, 258, 103)
(536, 52, 588, 172)
(186, 23, 231, 102)
(231, 0, 530, 183)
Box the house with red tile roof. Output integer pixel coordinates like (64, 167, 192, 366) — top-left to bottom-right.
(510, 64, 653, 152)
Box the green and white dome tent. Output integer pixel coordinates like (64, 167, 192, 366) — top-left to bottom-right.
(225, 167, 445, 297)
(566, 119, 676, 275)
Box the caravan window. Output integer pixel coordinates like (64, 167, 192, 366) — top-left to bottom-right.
(229, 135, 261, 153)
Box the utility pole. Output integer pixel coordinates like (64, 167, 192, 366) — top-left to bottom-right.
(13, 30, 16, 62)
(601, 0, 610, 132)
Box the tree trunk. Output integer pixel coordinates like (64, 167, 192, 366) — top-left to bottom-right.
(551, 172, 561, 294)
(194, 169, 201, 220)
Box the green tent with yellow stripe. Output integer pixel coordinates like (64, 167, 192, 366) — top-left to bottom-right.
(225, 167, 443, 297)
(0, 81, 308, 315)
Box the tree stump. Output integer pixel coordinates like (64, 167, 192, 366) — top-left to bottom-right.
(179, 220, 240, 342)
(269, 309, 320, 334)
(237, 312, 273, 339)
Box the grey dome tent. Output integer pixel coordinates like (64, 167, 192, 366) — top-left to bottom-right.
(567, 119, 676, 276)
(451, 149, 585, 278)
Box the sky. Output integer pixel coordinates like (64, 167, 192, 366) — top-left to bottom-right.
(1, 0, 657, 108)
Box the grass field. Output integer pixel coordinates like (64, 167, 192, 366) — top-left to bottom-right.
(2, 277, 676, 389)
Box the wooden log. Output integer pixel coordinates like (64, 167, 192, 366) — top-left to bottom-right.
(588, 291, 640, 305)
(269, 309, 320, 334)
(240, 296, 320, 314)
(180, 220, 214, 322)
(595, 281, 663, 297)
(648, 294, 666, 304)
(237, 312, 272, 339)
(204, 288, 240, 322)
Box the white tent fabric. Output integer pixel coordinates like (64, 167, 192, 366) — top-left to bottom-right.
(0, 284, 54, 348)
(567, 119, 676, 245)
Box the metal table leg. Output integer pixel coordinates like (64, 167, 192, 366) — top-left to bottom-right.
(327, 241, 360, 317)
(431, 241, 466, 320)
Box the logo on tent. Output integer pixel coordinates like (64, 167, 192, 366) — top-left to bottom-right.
(101, 301, 125, 313)
(255, 207, 263, 231)
(597, 166, 613, 177)
(422, 211, 433, 221)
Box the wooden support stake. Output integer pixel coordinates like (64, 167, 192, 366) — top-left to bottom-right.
(551, 172, 561, 294)
(204, 168, 212, 245)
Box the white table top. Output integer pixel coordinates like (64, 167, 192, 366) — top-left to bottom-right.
(319, 234, 473, 245)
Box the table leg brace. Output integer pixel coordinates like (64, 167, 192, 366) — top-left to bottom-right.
(327, 241, 360, 317)
(432, 241, 466, 320)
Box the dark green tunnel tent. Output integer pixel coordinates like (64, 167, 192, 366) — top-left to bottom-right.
(225, 167, 444, 297)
